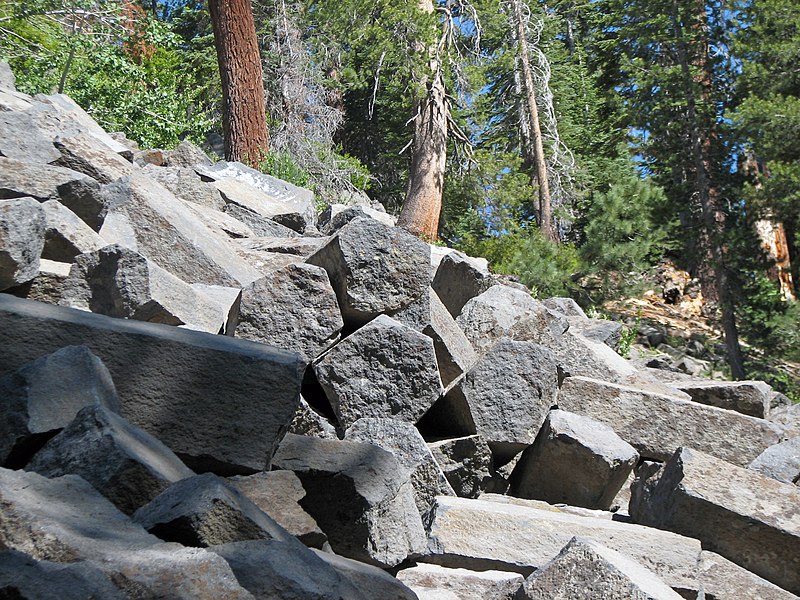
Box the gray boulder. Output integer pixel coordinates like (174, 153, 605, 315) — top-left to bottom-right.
(571, 318, 624, 351)
(40, 199, 105, 261)
(55, 177, 108, 231)
(698, 550, 800, 600)
(749, 436, 800, 484)
(0, 345, 119, 468)
(672, 380, 774, 418)
(313, 315, 442, 430)
(307, 217, 431, 327)
(288, 395, 339, 439)
(0, 196, 45, 291)
(143, 164, 226, 211)
(432, 251, 494, 318)
(312, 548, 418, 600)
(0, 157, 90, 201)
(0, 61, 14, 90)
(6, 258, 71, 304)
(272, 434, 427, 568)
(27, 404, 194, 515)
(53, 133, 133, 184)
(319, 204, 397, 235)
(224, 202, 300, 236)
(427, 435, 494, 498)
(510, 409, 639, 510)
(398, 563, 523, 600)
(422, 290, 478, 387)
(0, 110, 62, 164)
(165, 140, 213, 168)
(542, 296, 587, 319)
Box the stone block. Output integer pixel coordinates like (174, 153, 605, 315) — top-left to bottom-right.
(432, 251, 494, 318)
(312, 548, 417, 600)
(749, 436, 800, 484)
(398, 563, 523, 600)
(53, 133, 133, 184)
(0, 110, 62, 164)
(428, 435, 494, 498)
(0, 196, 45, 290)
(40, 199, 104, 261)
(673, 380, 773, 418)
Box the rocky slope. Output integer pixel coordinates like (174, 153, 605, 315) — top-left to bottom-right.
(1, 62, 799, 599)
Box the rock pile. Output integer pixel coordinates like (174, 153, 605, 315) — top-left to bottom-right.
(1, 66, 799, 599)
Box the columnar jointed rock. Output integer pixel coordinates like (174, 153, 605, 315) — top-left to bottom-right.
(749, 436, 800, 484)
(233, 262, 343, 364)
(53, 133, 133, 184)
(288, 395, 339, 439)
(398, 563, 524, 600)
(0, 196, 45, 291)
(7, 258, 71, 304)
(313, 315, 442, 430)
(672, 380, 774, 418)
(424, 290, 478, 387)
(427, 435, 494, 498)
(345, 418, 455, 515)
(520, 537, 684, 600)
(0, 345, 119, 467)
(0, 295, 304, 474)
(27, 404, 194, 515)
(432, 251, 495, 318)
(558, 376, 785, 466)
(510, 409, 639, 510)
(307, 217, 432, 327)
(272, 434, 427, 568)
(0, 157, 90, 201)
(312, 549, 418, 600)
(40, 199, 105, 261)
(698, 551, 800, 600)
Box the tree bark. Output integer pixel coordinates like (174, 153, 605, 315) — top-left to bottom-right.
(397, 0, 448, 242)
(208, 0, 270, 167)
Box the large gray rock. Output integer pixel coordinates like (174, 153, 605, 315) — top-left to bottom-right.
(346, 418, 455, 515)
(27, 404, 194, 515)
(421, 339, 558, 461)
(165, 140, 213, 168)
(143, 164, 226, 211)
(53, 133, 133, 184)
(0, 345, 119, 468)
(55, 176, 108, 231)
(520, 537, 683, 600)
(749, 436, 800, 484)
(0, 295, 304, 474)
(510, 409, 638, 510)
(432, 251, 494, 318)
(423, 290, 478, 387)
(224, 202, 300, 237)
(570, 318, 624, 351)
(6, 258, 71, 304)
(423, 496, 702, 594)
(398, 563, 523, 600)
(233, 263, 343, 364)
(698, 550, 800, 600)
(99, 172, 262, 286)
(40, 199, 105, 261)
(558, 376, 785, 466)
(0, 61, 14, 90)
(0, 157, 91, 201)
(288, 395, 339, 439)
(183, 199, 258, 239)
(272, 434, 427, 568)
(542, 297, 587, 319)
(319, 204, 397, 235)
(0, 196, 45, 291)
(630, 447, 800, 594)
(313, 315, 442, 430)
(0, 468, 251, 598)
(672, 380, 774, 418)
(0, 110, 62, 164)
(312, 548, 418, 600)
(427, 435, 494, 499)
(228, 470, 327, 548)
(307, 217, 431, 327)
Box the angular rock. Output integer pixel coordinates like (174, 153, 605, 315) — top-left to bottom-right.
(233, 263, 343, 364)
(510, 409, 639, 510)
(423, 495, 702, 594)
(289, 395, 339, 439)
(272, 433, 427, 567)
(0, 61, 16, 90)
(0, 468, 251, 598)
(558, 376, 785, 466)
(224, 202, 300, 236)
(319, 204, 397, 235)
(571, 318, 624, 351)
(346, 418, 455, 515)
(698, 551, 800, 600)
(239, 235, 329, 257)
(228, 470, 327, 548)
(420, 339, 558, 461)
(183, 198, 258, 239)
(0, 196, 45, 291)
(672, 380, 773, 418)
(428, 435, 494, 498)
(432, 251, 495, 319)
(165, 140, 213, 168)
(53, 133, 133, 184)
(312, 548, 418, 600)
(40, 199, 104, 261)
(6, 258, 71, 303)
(423, 290, 478, 387)
(190, 283, 241, 335)
(27, 404, 194, 515)
(749, 436, 800, 484)
(0, 295, 304, 474)
(99, 172, 262, 286)
(143, 164, 225, 211)
(398, 563, 523, 600)
(210, 177, 310, 232)
(0, 110, 62, 164)
(520, 537, 683, 600)
(307, 217, 431, 327)
(61, 244, 229, 333)
(0, 345, 119, 468)
(542, 296, 587, 319)
(631, 447, 800, 594)
(313, 315, 442, 430)
(55, 176, 108, 231)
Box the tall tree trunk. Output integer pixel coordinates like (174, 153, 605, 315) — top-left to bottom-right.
(208, 0, 270, 167)
(510, 0, 557, 243)
(397, 0, 448, 242)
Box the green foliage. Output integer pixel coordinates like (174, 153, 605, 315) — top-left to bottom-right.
(259, 150, 312, 189)
(498, 229, 582, 298)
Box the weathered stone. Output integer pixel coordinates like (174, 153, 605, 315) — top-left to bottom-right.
(55, 177, 108, 231)
(558, 376, 784, 466)
(27, 404, 194, 515)
(770, 402, 800, 433)
(510, 409, 639, 510)
(134, 148, 166, 166)
(228, 470, 327, 548)
(571, 318, 624, 351)
(307, 217, 431, 327)
(698, 551, 800, 600)
(190, 283, 241, 335)
(209, 176, 309, 232)
(520, 537, 683, 600)
(346, 418, 455, 515)
(427, 436, 494, 499)
(421, 290, 478, 387)
(143, 164, 226, 211)
(316, 315, 440, 429)
(40, 199, 104, 261)
(182, 199, 257, 239)
(0, 196, 45, 291)
(0, 345, 119, 468)
(749, 436, 800, 484)
(211, 540, 368, 600)
(99, 172, 262, 286)
(223, 202, 300, 236)
(398, 563, 523, 600)
(53, 134, 133, 184)
(272, 434, 427, 568)
(672, 380, 773, 418)
(432, 251, 494, 318)
(420, 339, 558, 461)
(0, 468, 251, 598)
(0, 110, 62, 164)
(478, 493, 619, 520)
(0, 295, 304, 474)
(630, 447, 800, 594)
(6, 258, 70, 303)
(0, 159, 88, 209)
(312, 548, 418, 600)
(0, 60, 16, 90)
(319, 204, 397, 235)
(61, 244, 229, 333)
(239, 235, 329, 257)
(289, 395, 339, 439)
(423, 495, 702, 594)
(233, 263, 343, 364)
(165, 140, 213, 168)
(542, 296, 587, 319)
